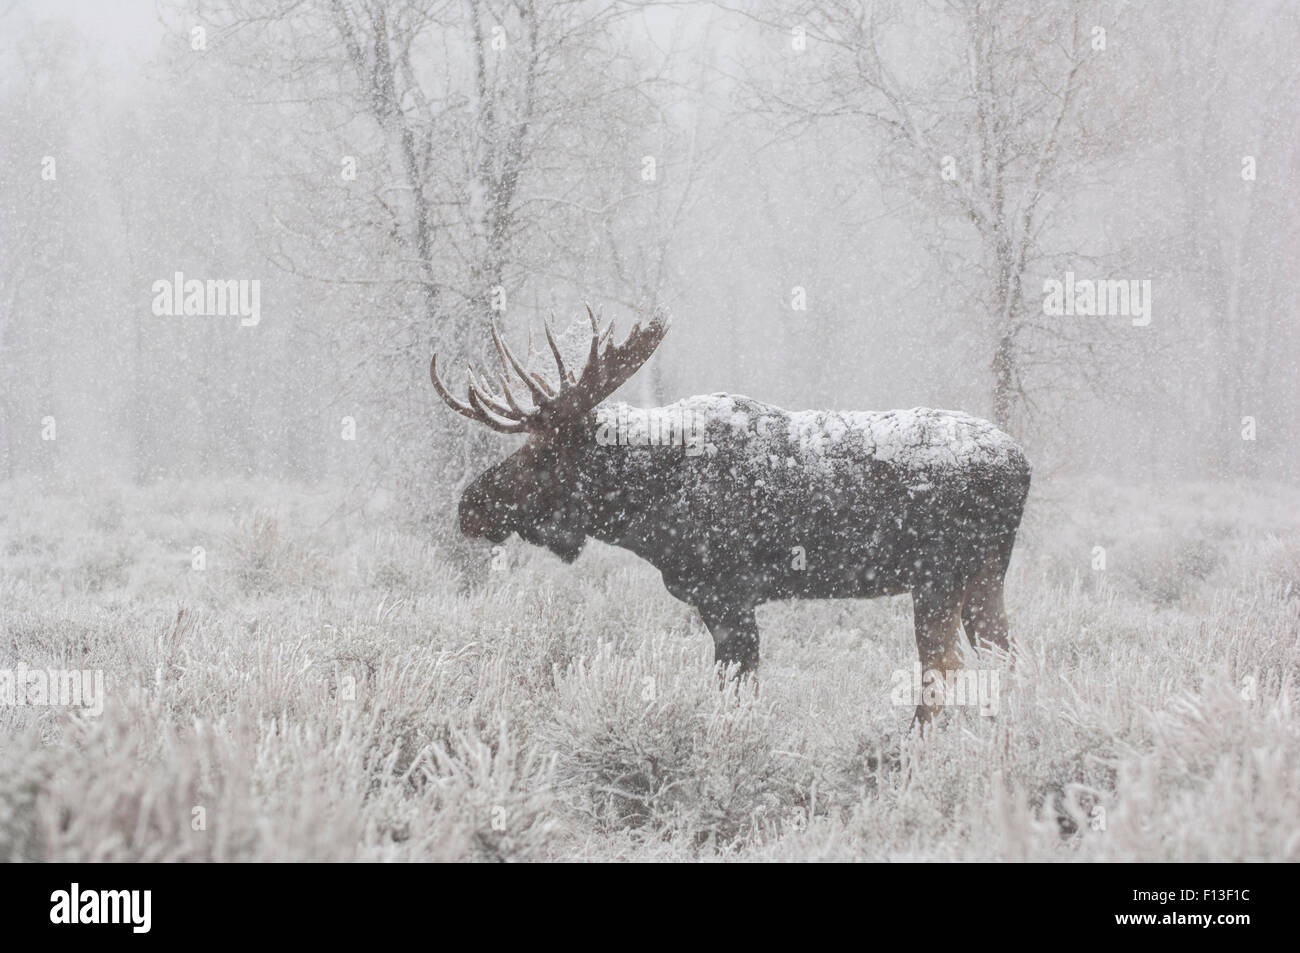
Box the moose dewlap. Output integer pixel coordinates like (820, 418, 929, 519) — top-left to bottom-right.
(432, 308, 1031, 724)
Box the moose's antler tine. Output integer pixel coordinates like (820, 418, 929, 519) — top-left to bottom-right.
(465, 386, 528, 433)
(580, 304, 601, 380)
(466, 365, 518, 420)
(491, 327, 513, 379)
(430, 355, 526, 433)
(491, 322, 550, 405)
(572, 310, 670, 409)
(431, 355, 480, 420)
(524, 330, 556, 398)
(529, 372, 556, 398)
(497, 372, 531, 417)
(544, 320, 569, 392)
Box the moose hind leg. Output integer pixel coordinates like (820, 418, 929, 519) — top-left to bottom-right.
(961, 563, 1010, 654)
(911, 578, 965, 726)
(699, 602, 760, 678)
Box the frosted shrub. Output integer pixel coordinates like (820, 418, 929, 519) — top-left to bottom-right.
(1120, 530, 1222, 605)
(230, 513, 330, 595)
(548, 638, 802, 845)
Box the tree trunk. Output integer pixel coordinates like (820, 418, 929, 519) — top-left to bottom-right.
(991, 334, 1015, 433)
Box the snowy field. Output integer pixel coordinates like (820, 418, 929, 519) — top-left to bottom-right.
(2, 475, 1296, 862)
(2, 0, 1297, 871)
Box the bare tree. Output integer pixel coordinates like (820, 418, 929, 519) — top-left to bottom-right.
(1155, 0, 1300, 476)
(739, 0, 1135, 433)
(177, 0, 669, 548)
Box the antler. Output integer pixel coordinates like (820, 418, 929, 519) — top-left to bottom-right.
(430, 305, 669, 434)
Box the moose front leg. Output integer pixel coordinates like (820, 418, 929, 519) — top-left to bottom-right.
(698, 602, 760, 679)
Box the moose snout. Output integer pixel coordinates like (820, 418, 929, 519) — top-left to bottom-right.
(458, 493, 510, 543)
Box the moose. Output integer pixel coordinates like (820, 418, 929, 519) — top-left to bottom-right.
(431, 309, 1031, 722)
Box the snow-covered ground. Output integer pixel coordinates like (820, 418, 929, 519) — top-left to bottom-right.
(1, 475, 1296, 861)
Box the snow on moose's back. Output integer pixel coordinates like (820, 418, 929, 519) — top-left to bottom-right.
(600, 393, 1026, 477)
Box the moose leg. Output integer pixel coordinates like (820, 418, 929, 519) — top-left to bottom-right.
(960, 563, 1010, 654)
(911, 577, 965, 727)
(698, 602, 760, 678)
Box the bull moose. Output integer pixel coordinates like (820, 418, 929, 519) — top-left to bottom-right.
(431, 308, 1030, 722)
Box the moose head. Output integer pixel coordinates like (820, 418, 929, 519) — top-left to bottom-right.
(430, 307, 668, 563)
